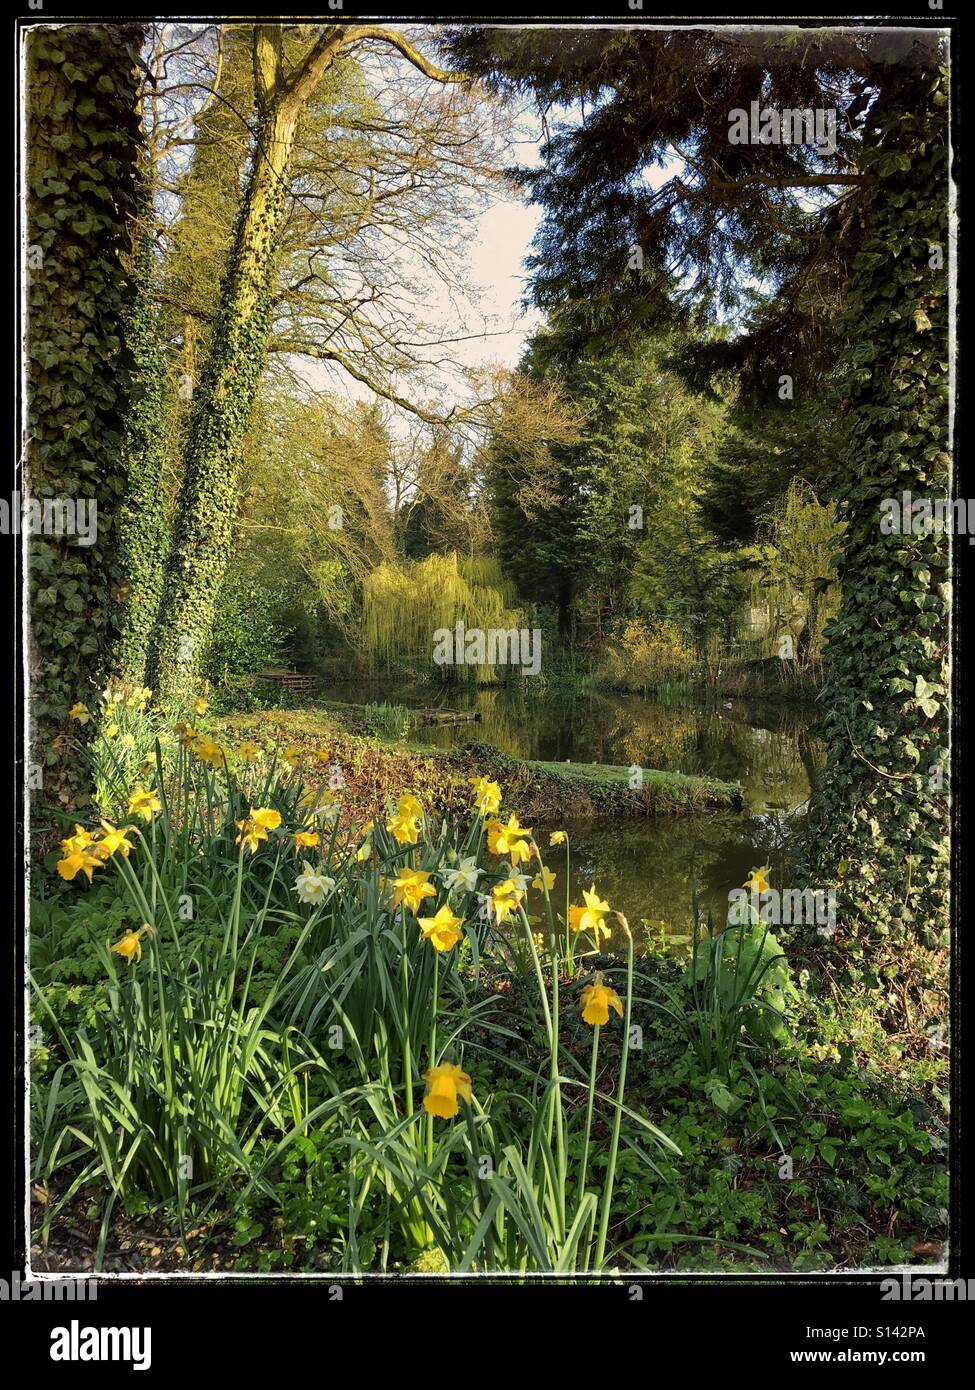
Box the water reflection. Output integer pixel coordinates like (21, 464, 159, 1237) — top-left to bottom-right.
(326, 681, 823, 946)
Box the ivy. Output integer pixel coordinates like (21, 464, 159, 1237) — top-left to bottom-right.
(802, 67, 950, 953)
(26, 25, 147, 812)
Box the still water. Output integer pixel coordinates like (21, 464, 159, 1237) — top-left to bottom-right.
(331, 682, 823, 946)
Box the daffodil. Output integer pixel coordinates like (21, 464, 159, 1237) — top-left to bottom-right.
(294, 862, 336, 906)
(68, 702, 90, 725)
(489, 878, 525, 925)
(109, 924, 153, 967)
(391, 867, 436, 915)
(418, 903, 465, 953)
(745, 866, 770, 894)
(469, 776, 502, 817)
(485, 813, 533, 866)
(127, 786, 162, 823)
(549, 830, 567, 847)
(532, 865, 557, 893)
(56, 848, 102, 882)
(422, 1062, 473, 1120)
(235, 816, 268, 854)
(192, 696, 209, 716)
(238, 741, 261, 764)
(103, 723, 119, 739)
(397, 793, 423, 820)
(194, 737, 224, 766)
(93, 820, 136, 860)
(293, 829, 320, 853)
(250, 807, 282, 831)
(387, 811, 420, 846)
(580, 979, 624, 1027)
(60, 824, 95, 855)
(441, 856, 481, 896)
(569, 883, 612, 941)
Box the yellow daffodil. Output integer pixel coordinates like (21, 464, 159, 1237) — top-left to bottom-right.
(422, 1062, 473, 1120)
(549, 830, 567, 846)
(391, 867, 436, 915)
(68, 702, 90, 725)
(238, 741, 261, 763)
(250, 807, 282, 831)
(532, 865, 557, 893)
(580, 980, 624, 1027)
(469, 776, 502, 817)
(109, 924, 154, 967)
(387, 812, 420, 846)
(745, 866, 770, 894)
(569, 883, 612, 941)
(192, 696, 209, 716)
(293, 829, 320, 853)
(60, 824, 95, 856)
(397, 793, 423, 820)
(490, 878, 525, 925)
(103, 723, 119, 739)
(418, 903, 464, 953)
(56, 848, 102, 882)
(93, 820, 136, 860)
(194, 737, 224, 766)
(127, 786, 162, 823)
(486, 813, 533, 866)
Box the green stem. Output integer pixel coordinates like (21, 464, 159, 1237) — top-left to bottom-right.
(579, 1023, 600, 1202)
(426, 950, 439, 1166)
(594, 916, 634, 1272)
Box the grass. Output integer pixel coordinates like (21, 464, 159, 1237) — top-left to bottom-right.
(218, 709, 742, 823)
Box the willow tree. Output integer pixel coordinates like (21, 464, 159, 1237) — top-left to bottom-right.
(148, 23, 467, 702)
(444, 27, 950, 951)
(363, 552, 521, 683)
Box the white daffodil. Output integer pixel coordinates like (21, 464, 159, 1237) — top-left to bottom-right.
(294, 861, 336, 906)
(441, 855, 482, 896)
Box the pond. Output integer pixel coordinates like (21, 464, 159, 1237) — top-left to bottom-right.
(325, 680, 824, 950)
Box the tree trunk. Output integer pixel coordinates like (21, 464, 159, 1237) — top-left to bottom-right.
(148, 92, 301, 702)
(25, 24, 146, 814)
(802, 67, 950, 954)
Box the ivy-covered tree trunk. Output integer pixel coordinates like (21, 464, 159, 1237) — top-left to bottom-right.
(147, 24, 463, 702)
(803, 66, 950, 955)
(112, 165, 170, 684)
(148, 46, 315, 702)
(25, 25, 147, 814)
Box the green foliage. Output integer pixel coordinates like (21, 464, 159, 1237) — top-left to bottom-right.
(802, 68, 950, 950)
(112, 176, 170, 684)
(26, 25, 147, 808)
